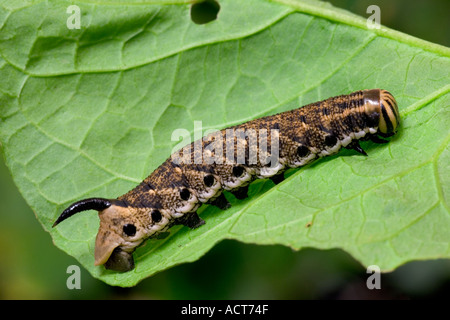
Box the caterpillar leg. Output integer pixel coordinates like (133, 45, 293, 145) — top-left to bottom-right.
(370, 135, 389, 144)
(232, 185, 249, 200)
(177, 212, 205, 229)
(345, 140, 368, 156)
(270, 173, 285, 185)
(210, 193, 231, 210)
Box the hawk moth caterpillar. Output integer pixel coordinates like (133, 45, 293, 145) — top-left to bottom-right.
(53, 89, 399, 272)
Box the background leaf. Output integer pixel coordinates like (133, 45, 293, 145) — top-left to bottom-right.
(0, 0, 448, 287)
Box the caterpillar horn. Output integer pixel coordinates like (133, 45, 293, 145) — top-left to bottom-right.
(52, 198, 112, 227)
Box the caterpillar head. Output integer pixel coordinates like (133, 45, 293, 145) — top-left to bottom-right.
(53, 198, 146, 272)
(363, 89, 400, 136)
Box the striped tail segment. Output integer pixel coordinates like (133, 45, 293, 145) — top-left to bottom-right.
(379, 90, 400, 135)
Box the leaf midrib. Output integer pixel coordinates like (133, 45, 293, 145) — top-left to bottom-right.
(271, 0, 450, 57)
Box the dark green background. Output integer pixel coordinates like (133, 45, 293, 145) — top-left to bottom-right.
(0, 0, 449, 299)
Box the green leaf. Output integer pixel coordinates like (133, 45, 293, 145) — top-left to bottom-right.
(0, 0, 448, 287)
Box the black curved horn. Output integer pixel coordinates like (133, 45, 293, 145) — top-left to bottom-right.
(52, 198, 112, 227)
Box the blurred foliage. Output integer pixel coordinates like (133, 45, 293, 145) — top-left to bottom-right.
(328, 0, 449, 47)
(0, 0, 449, 299)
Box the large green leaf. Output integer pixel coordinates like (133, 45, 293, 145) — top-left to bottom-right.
(0, 0, 448, 287)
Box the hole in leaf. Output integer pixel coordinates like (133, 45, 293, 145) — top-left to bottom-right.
(190, 0, 220, 25)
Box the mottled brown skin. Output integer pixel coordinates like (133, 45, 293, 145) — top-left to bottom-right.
(53, 89, 399, 272)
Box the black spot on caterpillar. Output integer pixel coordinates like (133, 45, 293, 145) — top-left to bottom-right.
(53, 89, 399, 272)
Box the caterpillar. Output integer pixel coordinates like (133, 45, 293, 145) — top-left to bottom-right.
(53, 89, 399, 272)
